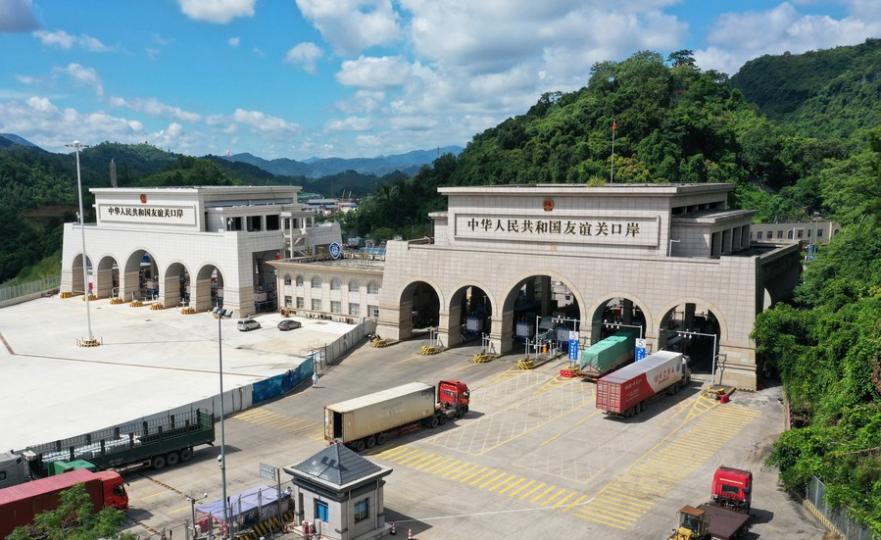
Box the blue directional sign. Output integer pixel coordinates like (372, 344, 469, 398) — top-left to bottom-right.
(568, 331, 579, 361)
(635, 338, 647, 361)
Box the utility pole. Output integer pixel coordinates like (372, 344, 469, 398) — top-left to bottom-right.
(66, 140, 96, 346)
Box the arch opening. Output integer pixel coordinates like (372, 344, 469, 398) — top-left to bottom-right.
(165, 263, 190, 306)
(196, 265, 224, 310)
(449, 285, 492, 344)
(71, 254, 94, 295)
(590, 297, 647, 344)
(658, 302, 721, 374)
(400, 281, 440, 337)
(95, 256, 119, 298)
(503, 275, 580, 352)
(124, 250, 159, 301)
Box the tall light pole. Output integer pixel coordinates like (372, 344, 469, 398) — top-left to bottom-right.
(677, 329, 719, 384)
(212, 306, 233, 537)
(66, 141, 95, 345)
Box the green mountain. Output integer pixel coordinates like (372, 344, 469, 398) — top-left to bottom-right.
(731, 38, 881, 138)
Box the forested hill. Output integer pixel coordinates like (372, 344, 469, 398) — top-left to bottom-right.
(731, 38, 881, 138)
(345, 50, 843, 239)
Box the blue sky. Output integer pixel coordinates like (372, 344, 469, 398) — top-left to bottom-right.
(1, 0, 878, 159)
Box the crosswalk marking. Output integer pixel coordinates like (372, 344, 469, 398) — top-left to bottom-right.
(529, 485, 557, 503)
(562, 494, 589, 512)
(230, 407, 322, 439)
(508, 479, 536, 498)
(553, 491, 577, 509)
(574, 404, 760, 531)
(496, 476, 526, 494)
(518, 482, 546, 501)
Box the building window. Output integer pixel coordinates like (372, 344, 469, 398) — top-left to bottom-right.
(817, 229, 823, 238)
(296, 297, 304, 309)
(246, 215, 263, 232)
(296, 275, 304, 286)
(348, 280, 359, 292)
(226, 217, 242, 231)
(797, 230, 803, 239)
(806, 229, 812, 237)
(367, 281, 380, 294)
(756, 231, 762, 240)
(283, 274, 292, 286)
(368, 305, 379, 317)
(311, 276, 322, 288)
(331, 301, 341, 314)
(266, 214, 280, 231)
(777, 230, 783, 239)
(312, 299, 322, 311)
(284, 296, 292, 308)
(787, 230, 793, 239)
(331, 278, 341, 290)
(283, 218, 290, 230)
(354, 498, 369, 523)
(314, 500, 329, 523)
(349, 303, 360, 316)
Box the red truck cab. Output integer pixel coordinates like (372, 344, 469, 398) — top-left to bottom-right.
(437, 380, 470, 415)
(96, 470, 129, 510)
(711, 466, 752, 512)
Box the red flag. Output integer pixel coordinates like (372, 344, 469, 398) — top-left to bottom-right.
(612, 119, 618, 132)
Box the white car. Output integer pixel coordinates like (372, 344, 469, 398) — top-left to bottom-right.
(237, 319, 261, 332)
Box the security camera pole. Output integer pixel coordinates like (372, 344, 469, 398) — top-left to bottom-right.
(213, 306, 233, 536)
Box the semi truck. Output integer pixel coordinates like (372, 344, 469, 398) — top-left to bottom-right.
(0, 469, 128, 538)
(2, 409, 215, 489)
(669, 466, 753, 540)
(325, 380, 470, 451)
(577, 329, 637, 380)
(596, 350, 689, 417)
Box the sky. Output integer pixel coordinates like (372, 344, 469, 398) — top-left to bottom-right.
(0, 0, 879, 159)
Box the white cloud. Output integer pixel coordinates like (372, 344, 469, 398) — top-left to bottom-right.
(33, 29, 111, 51)
(0, 0, 39, 32)
(178, 0, 256, 23)
(325, 116, 371, 131)
(695, 2, 881, 74)
(54, 63, 104, 96)
(295, 0, 401, 56)
(228, 36, 240, 47)
(336, 56, 413, 88)
(232, 108, 299, 134)
(109, 96, 202, 123)
(284, 42, 324, 74)
(355, 134, 381, 147)
(390, 115, 437, 131)
(0, 96, 144, 151)
(14, 74, 36, 85)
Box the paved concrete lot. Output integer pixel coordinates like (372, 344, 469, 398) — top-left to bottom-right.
(0, 296, 352, 450)
(121, 339, 825, 540)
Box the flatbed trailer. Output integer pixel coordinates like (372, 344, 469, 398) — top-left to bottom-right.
(700, 503, 750, 540)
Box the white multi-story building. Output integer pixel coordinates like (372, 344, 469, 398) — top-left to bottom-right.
(60, 186, 341, 317)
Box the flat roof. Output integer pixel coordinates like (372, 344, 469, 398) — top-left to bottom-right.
(438, 183, 734, 196)
(271, 258, 385, 272)
(91, 186, 302, 194)
(326, 382, 433, 413)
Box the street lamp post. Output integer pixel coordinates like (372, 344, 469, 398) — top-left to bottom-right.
(212, 306, 233, 537)
(676, 329, 719, 384)
(66, 141, 94, 345)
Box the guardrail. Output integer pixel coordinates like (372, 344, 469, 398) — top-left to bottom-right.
(0, 274, 60, 303)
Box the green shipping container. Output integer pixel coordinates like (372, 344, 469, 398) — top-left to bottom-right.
(579, 330, 637, 378)
(50, 459, 96, 476)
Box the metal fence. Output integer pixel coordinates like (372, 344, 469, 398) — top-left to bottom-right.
(0, 274, 60, 302)
(807, 476, 876, 540)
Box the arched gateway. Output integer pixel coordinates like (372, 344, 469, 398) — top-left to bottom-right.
(374, 183, 803, 390)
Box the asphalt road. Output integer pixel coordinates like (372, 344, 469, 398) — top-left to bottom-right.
(122, 337, 825, 540)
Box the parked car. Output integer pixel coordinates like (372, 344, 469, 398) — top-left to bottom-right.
(277, 319, 302, 331)
(237, 318, 261, 332)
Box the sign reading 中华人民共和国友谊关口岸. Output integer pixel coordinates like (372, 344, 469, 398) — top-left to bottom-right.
(98, 204, 197, 226)
(453, 214, 659, 247)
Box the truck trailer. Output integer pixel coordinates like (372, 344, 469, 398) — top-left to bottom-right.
(5, 409, 215, 490)
(596, 350, 689, 417)
(0, 469, 128, 538)
(578, 329, 637, 380)
(325, 380, 470, 451)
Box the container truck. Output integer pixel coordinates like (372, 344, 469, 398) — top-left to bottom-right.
(577, 329, 637, 381)
(0, 468, 128, 538)
(668, 466, 752, 540)
(6, 409, 215, 488)
(325, 380, 470, 451)
(596, 351, 689, 417)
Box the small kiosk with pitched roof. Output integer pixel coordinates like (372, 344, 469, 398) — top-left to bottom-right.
(284, 443, 392, 540)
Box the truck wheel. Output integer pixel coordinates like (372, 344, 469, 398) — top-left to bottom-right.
(438, 414, 448, 426)
(354, 439, 366, 452)
(166, 451, 180, 466)
(429, 416, 439, 429)
(376, 433, 386, 446)
(179, 447, 193, 462)
(366, 436, 377, 449)
(151, 455, 166, 470)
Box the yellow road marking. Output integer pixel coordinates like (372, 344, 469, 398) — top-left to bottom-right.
(459, 466, 491, 483)
(487, 474, 518, 492)
(508, 479, 536, 498)
(538, 488, 568, 506)
(518, 482, 545, 501)
(563, 494, 590, 512)
(540, 434, 561, 446)
(529, 484, 557, 504)
(496, 477, 526, 495)
(553, 491, 577, 509)
(483, 472, 515, 490)
(478, 471, 509, 489)
(468, 468, 499, 486)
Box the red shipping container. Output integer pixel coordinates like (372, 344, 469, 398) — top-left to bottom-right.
(0, 470, 105, 538)
(596, 351, 688, 415)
